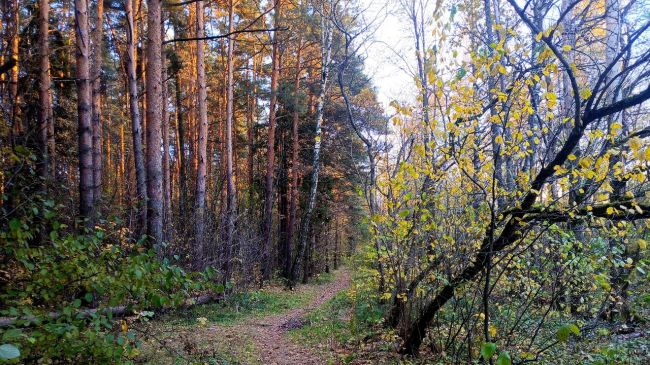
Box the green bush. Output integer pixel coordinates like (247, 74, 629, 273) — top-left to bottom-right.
(0, 199, 215, 363)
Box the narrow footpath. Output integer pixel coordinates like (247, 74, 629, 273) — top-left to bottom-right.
(210, 268, 350, 364)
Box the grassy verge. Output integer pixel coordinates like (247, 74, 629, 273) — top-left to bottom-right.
(135, 271, 338, 364)
(288, 288, 393, 364)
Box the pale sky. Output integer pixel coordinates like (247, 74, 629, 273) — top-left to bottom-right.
(358, 0, 419, 110)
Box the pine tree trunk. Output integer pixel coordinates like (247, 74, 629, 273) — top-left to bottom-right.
(224, 0, 237, 281)
(38, 0, 54, 180)
(6, 0, 20, 132)
(162, 36, 172, 241)
(262, 0, 282, 281)
(194, 0, 208, 268)
(126, 0, 147, 234)
(74, 0, 94, 226)
(91, 0, 104, 209)
(286, 38, 303, 279)
(145, 0, 164, 251)
(247, 50, 258, 210)
(175, 73, 187, 212)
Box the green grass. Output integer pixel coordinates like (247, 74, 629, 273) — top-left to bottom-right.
(158, 286, 315, 327)
(286, 291, 358, 365)
(310, 271, 336, 285)
(137, 327, 261, 365)
(137, 274, 343, 364)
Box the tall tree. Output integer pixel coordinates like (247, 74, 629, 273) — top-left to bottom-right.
(74, 0, 94, 225)
(286, 37, 303, 279)
(194, 0, 208, 267)
(261, 0, 282, 280)
(224, 0, 238, 280)
(38, 0, 54, 179)
(126, 0, 147, 234)
(145, 0, 164, 250)
(91, 0, 104, 208)
(291, 2, 333, 285)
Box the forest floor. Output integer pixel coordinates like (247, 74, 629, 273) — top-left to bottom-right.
(137, 268, 351, 364)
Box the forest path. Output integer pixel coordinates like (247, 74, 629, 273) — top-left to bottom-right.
(210, 268, 350, 365)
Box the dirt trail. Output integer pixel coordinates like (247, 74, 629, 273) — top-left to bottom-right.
(214, 269, 350, 365)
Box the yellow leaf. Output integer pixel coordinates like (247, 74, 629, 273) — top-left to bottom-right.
(606, 207, 614, 215)
(568, 154, 577, 161)
(638, 239, 647, 250)
(489, 324, 497, 337)
(562, 44, 572, 52)
(644, 148, 650, 161)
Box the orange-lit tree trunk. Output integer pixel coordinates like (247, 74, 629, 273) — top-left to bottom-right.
(162, 44, 172, 241)
(261, 0, 281, 280)
(38, 0, 54, 179)
(74, 0, 94, 226)
(194, 0, 208, 267)
(145, 0, 164, 251)
(5, 0, 20, 131)
(91, 0, 104, 209)
(223, 0, 237, 281)
(125, 0, 147, 234)
(247, 49, 258, 209)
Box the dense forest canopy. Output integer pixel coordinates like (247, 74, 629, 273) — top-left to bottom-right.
(1, 0, 649, 363)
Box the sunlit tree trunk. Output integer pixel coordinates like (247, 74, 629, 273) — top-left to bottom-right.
(194, 0, 208, 267)
(162, 34, 172, 241)
(5, 0, 20, 132)
(262, 0, 282, 280)
(224, 0, 237, 281)
(247, 50, 258, 210)
(74, 0, 94, 226)
(145, 0, 164, 251)
(126, 0, 147, 234)
(91, 0, 104, 209)
(174, 70, 187, 212)
(38, 0, 54, 180)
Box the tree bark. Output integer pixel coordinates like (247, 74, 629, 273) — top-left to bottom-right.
(261, 0, 282, 280)
(194, 0, 209, 268)
(174, 70, 187, 212)
(247, 49, 258, 210)
(126, 0, 147, 235)
(223, 0, 237, 281)
(38, 0, 54, 180)
(145, 0, 164, 251)
(291, 10, 332, 286)
(74, 0, 94, 226)
(162, 31, 172, 241)
(4, 0, 20, 132)
(286, 37, 303, 279)
(91, 0, 104, 209)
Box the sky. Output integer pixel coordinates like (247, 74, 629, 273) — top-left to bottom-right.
(358, 0, 419, 110)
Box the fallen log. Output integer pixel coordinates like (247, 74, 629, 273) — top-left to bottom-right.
(0, 293, 220, 328)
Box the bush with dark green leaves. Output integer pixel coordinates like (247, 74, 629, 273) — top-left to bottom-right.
(0, 198, 216, 363)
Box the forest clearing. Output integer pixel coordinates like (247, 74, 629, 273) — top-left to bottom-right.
(1, 0, 650, 363)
